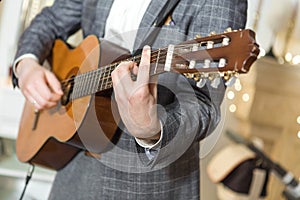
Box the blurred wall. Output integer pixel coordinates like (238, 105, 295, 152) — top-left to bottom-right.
(0, 0, 24, 79)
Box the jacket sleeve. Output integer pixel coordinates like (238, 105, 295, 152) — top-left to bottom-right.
(13, 0, 83, 87)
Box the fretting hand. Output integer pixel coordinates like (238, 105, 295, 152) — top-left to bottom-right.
(111, 46, 161, 140)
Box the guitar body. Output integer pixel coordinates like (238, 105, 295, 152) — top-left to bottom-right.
(16, 35, 125, 170)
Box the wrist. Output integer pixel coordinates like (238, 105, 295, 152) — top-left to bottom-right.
(16, 58, 39, 77)
(145, 132, 161, 141)
(14, 55, 39, 78)
(135, 119, 162, 140)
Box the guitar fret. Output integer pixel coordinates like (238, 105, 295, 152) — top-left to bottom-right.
(104, 68, 108, 90)
(102, 67, 109, 91)
(89, 70, 96, 95)
(78, 74, 85, 98)
(78, 75, 83, 98)
(154, 48, 161, 74)
(87, 72, 92, 95)
(97, 68, 105, 91)
(104, 65, 114, 90)
(90, 70, 96, 94)
(85, 71, 91, 96)
(106, 76, 112, 90)
(77, 74, 82, 98)
(96, 64, 113, 92)
(94, 69, 101, 94)
(93, 70, 99, 95)
(81, 74, 86, 98)
(72, 76, 80, 99)
(103, 70, 108, 90)
(105, 66, 110, 89)
(82, 73, 87, 98)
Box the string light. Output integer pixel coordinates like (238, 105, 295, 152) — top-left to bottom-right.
(242, 93, 250, 102)
(297, 116, 300, 124)
(285, 52, 293, 62)
(234, 79, 242, 91)
(283, 53, 300, 65)
(227, 91, 235, 100)
(292, 55, 300, 65)
(229, 104, 237, 113)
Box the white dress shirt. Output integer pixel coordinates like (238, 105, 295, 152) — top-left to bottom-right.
(104, 0, 151, 51)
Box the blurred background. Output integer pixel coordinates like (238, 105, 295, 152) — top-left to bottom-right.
(1, 0, 300, 199)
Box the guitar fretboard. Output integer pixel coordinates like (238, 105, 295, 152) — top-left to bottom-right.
(59, 29, 257, 102)
(63, 47, 172, 100)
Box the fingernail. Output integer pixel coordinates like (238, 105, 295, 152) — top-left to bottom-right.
(143, 45, 151, 51)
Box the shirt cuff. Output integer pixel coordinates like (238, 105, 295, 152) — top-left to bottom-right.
(13, 54, 39, 78)
(134, 121, 163, 149)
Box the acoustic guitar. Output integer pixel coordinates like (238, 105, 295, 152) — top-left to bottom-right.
(16, 29, 260, 170)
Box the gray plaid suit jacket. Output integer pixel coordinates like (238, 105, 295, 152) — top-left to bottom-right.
(15, 0, 247, 199)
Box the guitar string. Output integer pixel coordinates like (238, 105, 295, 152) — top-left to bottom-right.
(61, 48, 209, 90)
(62, 49, 169, 96)
(61, 39, 216, 87)
(60, 42, 207, 86)
(63, 45, 214, 99)
(61, 43, 201, 87)
(61, 51, 161, 89)
(66, 52, 170, 99)
(60, 42, 220, 99)
(60, 37, 226, 87)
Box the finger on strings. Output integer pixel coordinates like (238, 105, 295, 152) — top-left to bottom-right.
(132, 63, 138, 76)
(137, 45, 151, 85)
(112, 61, 135, 92)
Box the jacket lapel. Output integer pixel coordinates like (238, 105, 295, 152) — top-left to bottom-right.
(94, 0, 114, 38)
(133, 0, 169, 50)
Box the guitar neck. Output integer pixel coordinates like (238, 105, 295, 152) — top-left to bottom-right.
(60, 29, 259, 102)
(65, 49, 168, 100)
